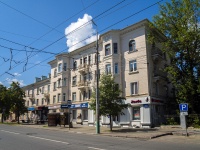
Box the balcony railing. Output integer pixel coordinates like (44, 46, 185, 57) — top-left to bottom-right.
(78, 64, 89, 73)
(77, 81, 89, 89)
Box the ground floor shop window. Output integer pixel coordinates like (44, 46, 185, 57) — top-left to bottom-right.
(82, 109, 88, 120)
(132, 107, 140, 120)
(72, 110, 76, 120)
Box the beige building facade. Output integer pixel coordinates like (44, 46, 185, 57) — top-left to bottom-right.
(22, 19, 172, 128)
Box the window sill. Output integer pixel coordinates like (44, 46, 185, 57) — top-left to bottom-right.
(128, 49, 138, 54)
(130, 94, 139, 96)
(132, 120, 141, 122)
(128, 71, 139, 75)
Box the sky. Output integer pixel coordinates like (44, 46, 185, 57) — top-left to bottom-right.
(0, 0, 168, 87)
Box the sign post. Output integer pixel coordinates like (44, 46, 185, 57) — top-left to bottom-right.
(179, 103, 188, 136)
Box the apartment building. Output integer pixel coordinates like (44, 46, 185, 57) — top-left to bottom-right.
(22, 75, 50, 121)
(22, 19, 172, 128)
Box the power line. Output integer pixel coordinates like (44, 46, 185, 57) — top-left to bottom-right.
(0, 0, 127, 75)
(0, 0, 62, 34)
(1, 0, 163, 83)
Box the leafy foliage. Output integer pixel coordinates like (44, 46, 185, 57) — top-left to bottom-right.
(90, 74, 129, 131)
(149, 0, 200, 117)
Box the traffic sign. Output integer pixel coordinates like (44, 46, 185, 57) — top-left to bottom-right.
(179, 103, 188, 112)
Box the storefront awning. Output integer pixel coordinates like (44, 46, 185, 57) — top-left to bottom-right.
(28, 107, 35, 111)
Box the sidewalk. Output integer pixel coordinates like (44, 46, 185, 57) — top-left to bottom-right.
(19, 123, 200, 140)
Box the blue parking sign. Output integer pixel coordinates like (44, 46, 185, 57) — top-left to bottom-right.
(179, 103, 188, 112)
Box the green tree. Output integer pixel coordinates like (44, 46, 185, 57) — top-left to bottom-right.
(9, 82, 27, 124)
(90, 74, 129, 131)
(0, 84, 8, 123)
(149, 0, 200, 117)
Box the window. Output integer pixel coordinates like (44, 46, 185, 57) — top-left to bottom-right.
(58, 78, 61, 87)
(130, 82, 138, 95)
(27, 101, 29, 106)
(83, 91, 87, 100)
(88, 89, 91, 99)
(72, 110, 76, 119)
(36, 99, 39, 106)
(63, 63, 67, 71)
(63, 78, 67, 86)
(73, 61, 77, 70)
(80, 59, 82, 65)
(82, 109, 88, 120)
(113, 43, 118, 54)
(58, 94, 61, 102)
(83, 74, 87, 82)
(63, 93, 66, 101)
(42, 98, 44, 105)
(80, 92, 82, 101)
(132, 107, 140, 120)
(114, 63, 118, 74)
(72, 92, 76, 101)
(53, 96, 56, 103)
(95, 69, 100, 80)
(48, 85, 50, 92)
(105, 44, 111, 56)
(84, 57, 87, 64)
(58, 63, 62, 72)
(129, 60, 137, 72)
(106, 64, 111, 75)
(88, 72, 92, 81)
(72, 76, 77, 86)
(129, 40, 136, 52)
(37, 88, 39, 95)
(54, 69, 57, 77)
(53, 82, 56, 90)
(88, 55, 91, 65)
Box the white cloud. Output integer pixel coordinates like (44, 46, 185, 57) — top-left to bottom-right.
(0, 81, 2, 85)
(6, 78, 25, 87)
(13, 72, 21, 77)
(65, 14, 97, 52)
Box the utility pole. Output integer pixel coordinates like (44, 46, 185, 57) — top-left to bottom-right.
(96, 30, 100, 134)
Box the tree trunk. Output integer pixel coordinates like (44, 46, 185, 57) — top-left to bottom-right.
(109, 114, 112, 131)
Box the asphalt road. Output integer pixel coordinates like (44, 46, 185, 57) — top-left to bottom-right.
(0, 124, 199, 150)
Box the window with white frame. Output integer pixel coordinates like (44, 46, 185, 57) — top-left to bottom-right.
(105, 44, 111, 56)
(83, 74, 87, 82)
(72, 92, 76, 101)
(63, 63, 67, 71)
(27, 101, 29, 106)
(36, 99, 39, 106)
(48, 85, 50, 92)
(63, 93, 66, 101)
(129, 60, 137, 72)
(132, 107, 140, 120)
(129, 40, 136, 52)
(106, 64, 111, 75)
(130, 82, 138, 95)
(114, 63, 118, 74)
(58, 63, 62, 72)
(84, 57, 87, 64)
(88, 55, 91, 65)
(72, 76, 77, 86)
(37, 88, 39, 95)
(88, 72, 92, 81)
(42, 98, 44, 105)
(83, 91, 87, 100)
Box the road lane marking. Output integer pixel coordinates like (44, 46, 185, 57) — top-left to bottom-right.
(28, 135, 69, 145)
(88, 147, 106, 150)
(1, 130, 20, 135)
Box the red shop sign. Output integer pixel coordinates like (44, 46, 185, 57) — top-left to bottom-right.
(131, 100, 142, 103)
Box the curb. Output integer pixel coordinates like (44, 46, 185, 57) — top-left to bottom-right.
(150, 132, 173, 139)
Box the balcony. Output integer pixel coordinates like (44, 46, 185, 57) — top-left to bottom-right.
(151, 47, 165, 61)
(78, 64, 89, 73)
(153, 69, 167, 81)
(44, 92, 50, 99)
(77, 81, 89, 89)
(28, 94, 35, 101)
